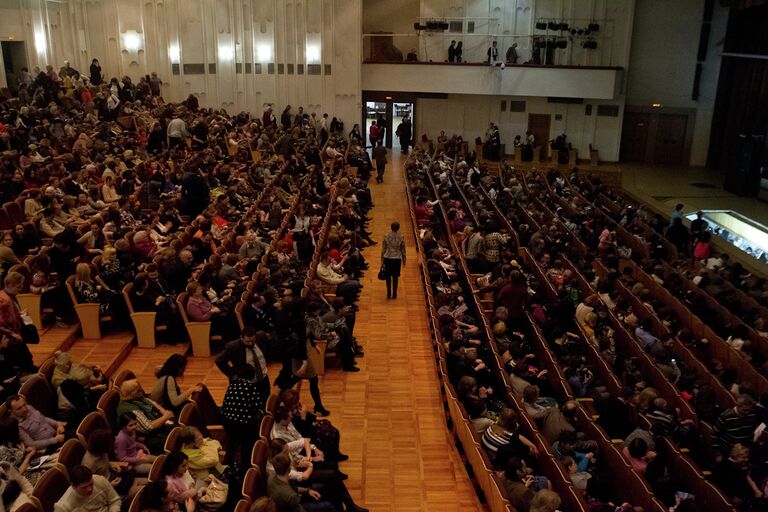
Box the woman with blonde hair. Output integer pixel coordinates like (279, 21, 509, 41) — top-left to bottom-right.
(530, 489, 561, 512)
(98, 246, 127, 291)
(179, 426, 227, 480)
(73, 262, 117, 313)
(116, 379, 175, 453)
(51, 350, 107, 390)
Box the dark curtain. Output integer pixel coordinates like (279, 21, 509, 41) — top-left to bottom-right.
(720, 0, 768, 8)
(707, 4, 768, 172)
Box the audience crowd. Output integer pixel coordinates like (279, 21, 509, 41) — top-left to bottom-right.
(0, 60, 376, 512)
(404, 143, 768, 512)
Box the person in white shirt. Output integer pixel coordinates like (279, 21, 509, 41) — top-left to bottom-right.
(316, 251, 360, 304)
(167, 116, 189, 148)
(54, 465, 120, 512)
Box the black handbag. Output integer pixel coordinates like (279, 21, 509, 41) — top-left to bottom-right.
(21, 323, 39, 345)
(377, 264, 387, 280)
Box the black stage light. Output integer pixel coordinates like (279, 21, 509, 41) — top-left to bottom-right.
(588, 23, 600, 32)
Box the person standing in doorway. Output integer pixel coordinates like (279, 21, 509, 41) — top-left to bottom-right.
(376, 115, 387, 145)
(382, 222, 406, 299)
(369, 120, 379, 148)
(373, 140, 387, 184)
(397, 115, 412, 154)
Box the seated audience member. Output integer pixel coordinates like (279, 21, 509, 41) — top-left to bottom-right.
(529, 489, 561, 512)
(114, 412, 156, 475)
(116, 379, 174, 454)
(522, 385, 551, 419)
(622, 436, 656, 476)
(0, 464, 35, 510)
(712, 394, 759, 459)
(503, 456, 551, 512)
(560, 455, 591, 490)
(82, 428, 146, 499)
(266, 438, 367, 512)
(185, 280, 238, 341)
(179, 426, 228, 480)
(276, 389, 347, 462)
(539, 401, 596, 452)
(268, 453, 334, 512)
(6, 394, 65, 451)
(161, 451, 210, 510)
(481, 407, 538, 458)
(315, 251, 361, 305)
(51, 350, 107, 391)
(0, 417, 48, 487)
(53, 465, 121, 512)
(150, 354, 202, 415)
(456, 375, 496, 434)
(713, 443, 764, 505)
(73, 262, 117, 314)
(51, 351, 107, 419)
(249, 497, 279, 512)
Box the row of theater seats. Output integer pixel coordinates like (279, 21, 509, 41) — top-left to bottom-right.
(523, 165, 767, 405)
(14, 156, 355, 512)
(405, 153, 598, 512)
(484, 165, 735, 509)
(405, 148, 737, 512)
(542, 167, 767, 389)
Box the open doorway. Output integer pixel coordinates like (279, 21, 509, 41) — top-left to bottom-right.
(1, 41, 28, 95)
(392, 102, 414, 152)
(365, 101, 387, 149)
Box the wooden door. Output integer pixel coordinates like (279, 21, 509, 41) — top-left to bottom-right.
(620, 112, 651, 162)
(527, 114, 551, 158)
(654, 114, 688, 165)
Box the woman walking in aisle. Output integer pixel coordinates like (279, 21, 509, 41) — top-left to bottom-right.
(382, 222, 406, 299)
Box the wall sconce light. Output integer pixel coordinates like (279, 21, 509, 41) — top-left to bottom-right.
(169, 45, 181, 63)
(219, 44, 234, 61)
(257, 44, 272, 62)
(34, 30, 47, 54)
(122, 31, 142, 52)
(306, 43, 321, 64)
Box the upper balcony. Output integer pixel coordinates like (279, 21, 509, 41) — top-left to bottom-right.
(361, 61, 622, 100)
(361, 29, 625, 100)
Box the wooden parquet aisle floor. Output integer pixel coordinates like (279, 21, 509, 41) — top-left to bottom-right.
(338, 151, 482, 511)
(113, 151, 483, 511)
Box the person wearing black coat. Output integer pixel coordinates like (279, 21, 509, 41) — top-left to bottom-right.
(181, 168, 210, 216)
(215, 327, 271, 407)
(147, 124, 165, 153)
(89, 59, 103, 86)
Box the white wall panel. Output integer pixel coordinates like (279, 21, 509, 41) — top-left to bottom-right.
(0, 0, 362, 127)
(416, 93, 622, 161)
(362, 63, 621, 100)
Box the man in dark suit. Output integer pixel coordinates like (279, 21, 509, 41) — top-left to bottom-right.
(487, 41, 499, 63)
(215, 327, 271, 407)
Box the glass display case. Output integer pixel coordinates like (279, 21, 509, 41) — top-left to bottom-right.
(686, 210, 768, 262)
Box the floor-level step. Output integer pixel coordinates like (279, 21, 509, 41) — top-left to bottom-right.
(66, 331, 135, 377)
(30, 324, 81, 365)
(112, 342, 191, 390)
